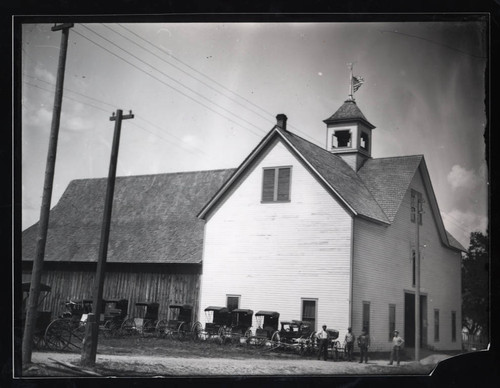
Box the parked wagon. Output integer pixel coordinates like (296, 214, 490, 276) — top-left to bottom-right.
(326, 329, 345, 360)
(223, 309, 253, 343)
(277, 320, 317, 354)
(99, 299, 128, 337)
(156, 304, 201, 341)
(21, 282, 52, 349)
(120, 302, 159, 336)
(247, 311, 280, 346)
(44, 299, 92, 351)
(197, 306, 231, 341)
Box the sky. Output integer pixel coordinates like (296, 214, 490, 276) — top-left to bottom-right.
(20, 20, 488, 248)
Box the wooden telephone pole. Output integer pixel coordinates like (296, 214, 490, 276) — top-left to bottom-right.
(22, 23, 73, 365)
(81, 109, 134, 366)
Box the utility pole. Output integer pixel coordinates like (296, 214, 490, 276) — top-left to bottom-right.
(415, 196, 422, 362)
(22, 23, 73, 365)
(81, 109, 134, 366)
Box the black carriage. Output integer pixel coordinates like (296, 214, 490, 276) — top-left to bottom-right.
(44, 299, 93, 351)
(247, 311, 280, 346)
(120, 302, 159, 336)
(21, 282, 52, 349)
(156, 304, 201, 341)
(277, 320, 317, 354)
(198, 306, 231, 341)
(223, 309, 253, 343)
(99, 299, 128, 337)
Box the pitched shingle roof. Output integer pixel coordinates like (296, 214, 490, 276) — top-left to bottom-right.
(279, 130, 389, 223)
(323, 100, 375, 129)
(22, 169, 236, 264)
(357, 155, 423, 222)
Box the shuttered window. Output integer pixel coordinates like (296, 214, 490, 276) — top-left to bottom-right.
(389, 304, 396, 341)
(302, 299, 317, 331)
(262, 167, 291, 202)
(363, 301, 370, 334)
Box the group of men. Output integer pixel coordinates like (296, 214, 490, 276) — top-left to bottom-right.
(316, 325, 405, 365)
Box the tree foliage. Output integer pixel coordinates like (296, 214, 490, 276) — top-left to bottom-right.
(462, 230, 489, 336)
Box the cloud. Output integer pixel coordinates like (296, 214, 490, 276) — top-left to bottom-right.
(447, 164, 484, 191)
(23, 106, 52, 128)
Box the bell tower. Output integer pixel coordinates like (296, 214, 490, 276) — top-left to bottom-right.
(324, 65, 375, 171)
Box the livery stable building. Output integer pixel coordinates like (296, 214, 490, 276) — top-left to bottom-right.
(21, 98, 465, 352)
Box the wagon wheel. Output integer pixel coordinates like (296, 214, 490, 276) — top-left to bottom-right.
(191, 321, 202, 341)
(103, 320, 120, 338)
(45, 319, 72, 351)
(67, 322, 86, 350)
(271, 331, 281, 347)
(155, 319, 167, 338)
(244, 329, 252, 338)
(120, 318, 136, 336)
(177, 322, 187, 341)
(142, 319, 156, 336)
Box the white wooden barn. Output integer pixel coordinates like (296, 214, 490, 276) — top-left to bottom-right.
(197, 99, 465, 352)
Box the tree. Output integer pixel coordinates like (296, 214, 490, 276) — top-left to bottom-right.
(462, 230, 489, 337)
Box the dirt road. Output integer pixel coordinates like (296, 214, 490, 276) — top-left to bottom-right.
(29, 351, 439, 376)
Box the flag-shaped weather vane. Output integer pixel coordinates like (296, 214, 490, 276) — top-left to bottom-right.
(347, 62, 364, 101)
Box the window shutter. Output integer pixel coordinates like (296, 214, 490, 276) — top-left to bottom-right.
(262, 169, 275, 201)
(277, 167, 290, 201)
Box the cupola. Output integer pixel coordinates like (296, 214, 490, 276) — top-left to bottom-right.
(324, 99, 375, 171)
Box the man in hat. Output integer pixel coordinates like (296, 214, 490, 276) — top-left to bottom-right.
(388, 330, 404, 365)
(316, 324, 329, 361)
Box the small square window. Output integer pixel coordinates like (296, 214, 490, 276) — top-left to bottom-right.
(262, 167, 291, 202)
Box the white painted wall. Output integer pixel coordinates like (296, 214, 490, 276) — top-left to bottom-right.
(200, 138, 353, 334)
(352, 165, 462, 351)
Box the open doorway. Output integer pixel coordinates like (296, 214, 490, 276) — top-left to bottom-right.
(404, 292, 427, 348)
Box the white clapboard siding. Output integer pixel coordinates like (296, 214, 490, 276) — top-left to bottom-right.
(352, 167, 462, 351)
(200, 139, 353, 333)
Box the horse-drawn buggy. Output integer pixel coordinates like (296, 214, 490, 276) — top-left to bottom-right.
(120, 302, 159, 336)
(326, 328, 345, 360)
(246, 311, 280, 346)
(43, 299, 93, 351)
(197, 306, 231, 342)
(21, 282, 52, 349)
(99, 299, 129, 337)
(276, 320, 317, 354)
(156, 304, 201, 340)
(222, 309, 253, 343)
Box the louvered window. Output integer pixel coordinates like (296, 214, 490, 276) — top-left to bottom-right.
(262, 167, 291, 202)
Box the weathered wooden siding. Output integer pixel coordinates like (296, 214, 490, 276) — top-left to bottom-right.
(200, 138, 353, 333)
(22, 265, 201, 321)
(352, 166, 462, 351)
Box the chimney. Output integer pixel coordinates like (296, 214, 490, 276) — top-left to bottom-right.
(276, 114, 287, 130)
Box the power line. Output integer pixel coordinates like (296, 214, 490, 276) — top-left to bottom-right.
(23, 74, 207, 155)
(116, 23, 319, 143)
(76, 24, 266, 139)
(23, 80, 201, 155)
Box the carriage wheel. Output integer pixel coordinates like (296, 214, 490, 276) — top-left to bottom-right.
(142, 319, 156, 336)
(45, 319, 72, 351)
(177, 322, 187, 341)
(103, 320, 120, 338)
(244, 329, 252, 338)
(155, 319, 167, 338)
(271, 331, 281, 346)
(191, 322, 202, 341)
(120, 318, 136, 336)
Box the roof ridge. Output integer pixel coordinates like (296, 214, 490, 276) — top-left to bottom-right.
(371, 154, 424, 161)
(69, 168, 238, 183)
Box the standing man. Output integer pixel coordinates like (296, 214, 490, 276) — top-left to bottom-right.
(388, 330, 405, 365)
(344, 327, 355, 361)
(357, 328, 370, 363)
(316, 324, 329, 361)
